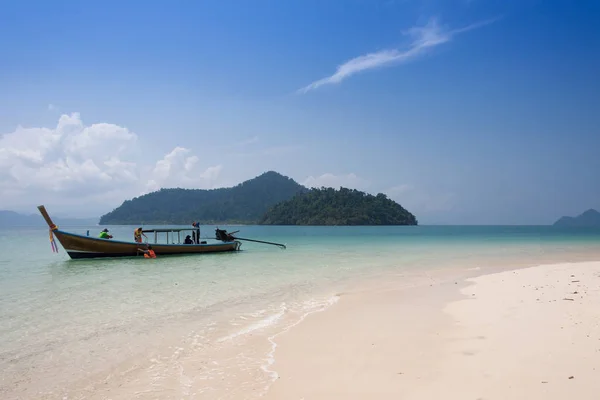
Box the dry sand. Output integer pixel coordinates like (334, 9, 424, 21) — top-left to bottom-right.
(263, 261, 600, 399)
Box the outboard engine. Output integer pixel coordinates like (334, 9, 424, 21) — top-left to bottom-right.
(215, 228, 233, 242)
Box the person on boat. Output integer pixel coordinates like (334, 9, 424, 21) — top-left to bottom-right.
(184, 235, 194, 244)
(134, 227, 147, 243)
(98, 228, 113, 239)
(138, 244, 156, 258)
(192, 221, 200, 244)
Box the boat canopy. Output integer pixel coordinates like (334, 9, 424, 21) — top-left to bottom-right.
(141, 228, 195, 233)
(141, 228, 201, 244)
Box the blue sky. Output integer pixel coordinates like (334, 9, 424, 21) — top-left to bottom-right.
(1, 0, 599, 224)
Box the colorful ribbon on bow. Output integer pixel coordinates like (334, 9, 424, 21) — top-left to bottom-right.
(49, 229, 58, 253)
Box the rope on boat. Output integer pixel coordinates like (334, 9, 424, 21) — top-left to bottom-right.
(49, 228, 58, 253)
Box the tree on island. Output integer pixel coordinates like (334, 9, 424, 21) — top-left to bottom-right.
(259, 187, 418, 226)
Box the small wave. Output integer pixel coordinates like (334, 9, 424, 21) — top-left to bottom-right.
(127, 296, 339, 398)
(238, 309, 267, 320)
(217, 303, 287, 343)
(260, 295, 340, 390)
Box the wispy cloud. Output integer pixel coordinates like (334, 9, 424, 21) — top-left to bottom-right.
(297, 17, 499, 94)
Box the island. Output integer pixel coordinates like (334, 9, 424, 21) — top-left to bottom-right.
(99, 171, 418, 226)
(260, 187, 418, 226)
(99, 171, 307, 225)
(553, 209, 600, 228)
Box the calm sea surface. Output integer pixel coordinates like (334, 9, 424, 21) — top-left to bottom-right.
(1, 224, 599, 399)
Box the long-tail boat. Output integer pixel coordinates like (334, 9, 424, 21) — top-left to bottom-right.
(38, 205, 242, 259)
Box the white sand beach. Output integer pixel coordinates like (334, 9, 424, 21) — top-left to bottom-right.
(264, 261, 600, 399)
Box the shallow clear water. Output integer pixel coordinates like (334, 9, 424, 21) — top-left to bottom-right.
(1, 224, 599, 398)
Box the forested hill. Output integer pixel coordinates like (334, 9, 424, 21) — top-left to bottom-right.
(553, 209, 600, 227)
(259, 187, 418, 226)
(99, 171, 306, 225)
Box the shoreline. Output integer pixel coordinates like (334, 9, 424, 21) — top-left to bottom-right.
(262, 258, 600, 399)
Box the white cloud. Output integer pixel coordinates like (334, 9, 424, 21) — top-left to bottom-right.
(0, 113, 139, 198)
(145, 147, 223, 192)
(0, 113, 224, 216)
(199, 165, 223, 181)
(302, 173, 371, 190)
(298, 17, 498, 93)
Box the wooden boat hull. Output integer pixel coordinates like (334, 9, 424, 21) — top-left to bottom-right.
(53, 230, 241, 259)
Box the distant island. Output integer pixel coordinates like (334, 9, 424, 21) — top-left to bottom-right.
(100, 171, 307, 225)
(0, 210, 97, 228)
(553, 209, 600, 228)
(99, 171, 418, 226)
(260, 187, 418, 226)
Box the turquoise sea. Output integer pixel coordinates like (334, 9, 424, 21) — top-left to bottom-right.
(1, 224, 600, 399)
